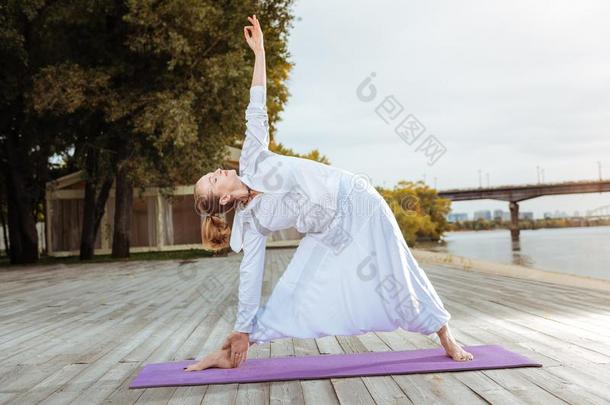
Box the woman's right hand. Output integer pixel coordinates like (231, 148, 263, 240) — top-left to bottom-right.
(234, 333, 251, 367)
(244, 14, 264, 54)
(223, 331, 251, 367)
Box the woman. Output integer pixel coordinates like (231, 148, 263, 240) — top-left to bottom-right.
(185, 15, 473, 372)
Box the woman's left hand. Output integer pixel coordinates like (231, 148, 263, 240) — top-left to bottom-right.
(244, 14, 264, 54)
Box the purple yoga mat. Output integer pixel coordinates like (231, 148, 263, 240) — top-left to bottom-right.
(129, 344, 542, 389)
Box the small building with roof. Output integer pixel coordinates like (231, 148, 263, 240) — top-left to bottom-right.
(44, 146, 301, 256)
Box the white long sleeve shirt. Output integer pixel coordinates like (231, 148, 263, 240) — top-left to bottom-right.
(233, 221, 268, 333)
(230, 87, 452, 343)
(240, 85, 269, 167)
(231, 84, 351, 333)
(232, 85, 270, 333)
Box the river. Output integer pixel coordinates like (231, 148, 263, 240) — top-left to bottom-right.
(420, 225, 610, 281)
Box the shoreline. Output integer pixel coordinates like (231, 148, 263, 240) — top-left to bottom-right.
(411, 248, 610, 293)
(444, 222, 610, 232)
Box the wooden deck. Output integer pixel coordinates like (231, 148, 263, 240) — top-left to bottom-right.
(0, 247, 609, 404)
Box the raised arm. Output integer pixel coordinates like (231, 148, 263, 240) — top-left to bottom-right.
(240, 14, 269, 167)
(244, 14, 266, 87)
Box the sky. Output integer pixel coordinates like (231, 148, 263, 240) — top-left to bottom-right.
(273, 0, 610, 219)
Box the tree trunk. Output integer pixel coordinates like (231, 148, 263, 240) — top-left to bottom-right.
(111, 163, 133, 258)
(4, 133, 38, 264)
(0, 197, 9, 256)
(0, 178, 10, 257)
(79, 147, 114, 260)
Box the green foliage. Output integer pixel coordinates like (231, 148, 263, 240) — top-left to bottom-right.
(22, 0, 296, 189)
(0, 0, 297, 262)
(269, 140, 331, 164)
(0, 248, 222, 267)
(377, 180, 451, 246)
(449, 216, 610, 231)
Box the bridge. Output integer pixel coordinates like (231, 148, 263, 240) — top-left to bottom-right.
(438, 179, 610, 240)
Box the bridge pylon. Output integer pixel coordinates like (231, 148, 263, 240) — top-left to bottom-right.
(509, 201, 520, 241)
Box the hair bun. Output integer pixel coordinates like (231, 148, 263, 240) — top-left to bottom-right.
(210, 214, 223, 226)
(201, 213, 231, 251)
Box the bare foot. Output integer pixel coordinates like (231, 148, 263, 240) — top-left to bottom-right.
(184, 348, 233, 371)
(441, 336, 474, 361)
(437, 324, 474, 362)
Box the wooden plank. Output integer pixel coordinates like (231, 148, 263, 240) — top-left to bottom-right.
(269, 251, 305, 405)
(0, 247, 608, 404)
(293, 338, 340, 405)
(335, 335, 414, 404)
(374, 331, 488, 404)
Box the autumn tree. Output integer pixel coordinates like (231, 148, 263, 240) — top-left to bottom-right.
(378, 180, 451, 246)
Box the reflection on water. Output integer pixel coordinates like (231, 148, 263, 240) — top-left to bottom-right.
(419, 225, 610, 281)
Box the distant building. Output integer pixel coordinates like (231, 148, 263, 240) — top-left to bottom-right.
(519, 211, 534, 220)
(543, 212, 553, 219)
(473, 210, 492, 220)
(552, 210, 569, 218)
(447, 213, 468, 222)
(493, 209, 511, 221)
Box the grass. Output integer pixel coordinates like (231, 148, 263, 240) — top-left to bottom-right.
(0, 247, 231, 268)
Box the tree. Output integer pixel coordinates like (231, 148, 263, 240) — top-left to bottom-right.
(269, 139, 331, 164)
(28, 0, 296, 259)
(0, 1, 74, 264)
(378, 180, 451, 246)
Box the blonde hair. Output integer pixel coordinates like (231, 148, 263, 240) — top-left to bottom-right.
(193, 184, 235, 251)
